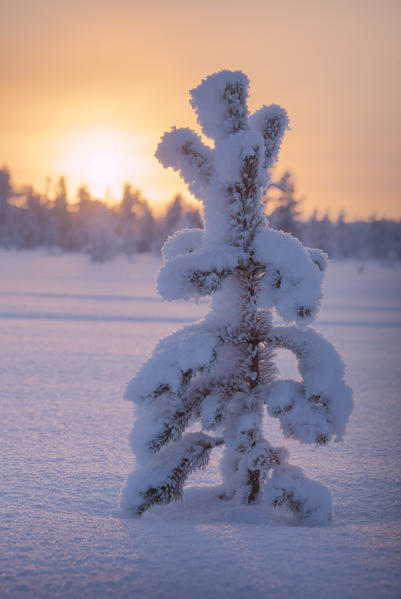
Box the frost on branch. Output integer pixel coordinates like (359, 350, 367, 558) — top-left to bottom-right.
(265, 463, 332, 525)
(266, 326, 353, 442)
(162, 228, 204, 260)
(249, 104, 289, 171)
(156, 128, 213, 201)
(157, 245, 243, 300)
(122, 433, 223, 515)
(189, 70, 249, 139)
(121, 70, 353, 523)
(253, 228, 324, 324)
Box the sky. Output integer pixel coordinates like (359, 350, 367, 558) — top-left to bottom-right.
(1, 0, 400, 219)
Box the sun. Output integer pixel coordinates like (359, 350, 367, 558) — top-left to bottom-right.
(55, 127, 151, 202)
(87, 152, 118, 192)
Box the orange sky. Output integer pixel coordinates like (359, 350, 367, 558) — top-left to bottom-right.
(1, 0, 400, 218)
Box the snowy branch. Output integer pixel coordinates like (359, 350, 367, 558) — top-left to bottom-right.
(249, 105, 289, 170)
(157, 247, 243, 300)
(190, 70, 250, 139)
(124, 323, 219, 403)
(254, 229, 324, 324)
(267, 326, 353, 441)
(155, 128, 213, 201)
(266, 462, 332, 524)
(122, 433, 224, 516)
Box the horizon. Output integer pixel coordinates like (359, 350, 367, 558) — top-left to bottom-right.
(3, 163, 399, 223)
(1, 0, 400, 219)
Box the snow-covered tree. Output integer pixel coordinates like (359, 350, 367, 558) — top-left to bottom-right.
(267, 170, 302, 239)
(85, 200, 120, 263)
(117, 185, 156, 255)
(47, 177, 73, 250)
(121, 70, 353, 523)
(302, 210, 335, 257)
(0, 167, 14, 246)
(20, 187, 49, 248)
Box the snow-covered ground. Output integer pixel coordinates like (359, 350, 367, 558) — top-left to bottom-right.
(1, 251, 400, 599)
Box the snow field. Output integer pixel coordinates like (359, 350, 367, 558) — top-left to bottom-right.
(1, 251, 401, 598)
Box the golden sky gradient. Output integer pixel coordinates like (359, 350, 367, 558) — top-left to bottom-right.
(1, 0, 400, 218)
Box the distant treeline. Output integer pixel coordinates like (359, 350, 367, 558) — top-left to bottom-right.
(0, 168, 400, 262)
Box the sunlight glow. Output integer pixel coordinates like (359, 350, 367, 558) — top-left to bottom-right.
(56, 128, 152, 202)
(87, 152, 118, 190)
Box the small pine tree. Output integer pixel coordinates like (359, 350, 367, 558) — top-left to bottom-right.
(121, 71, 353, 523)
